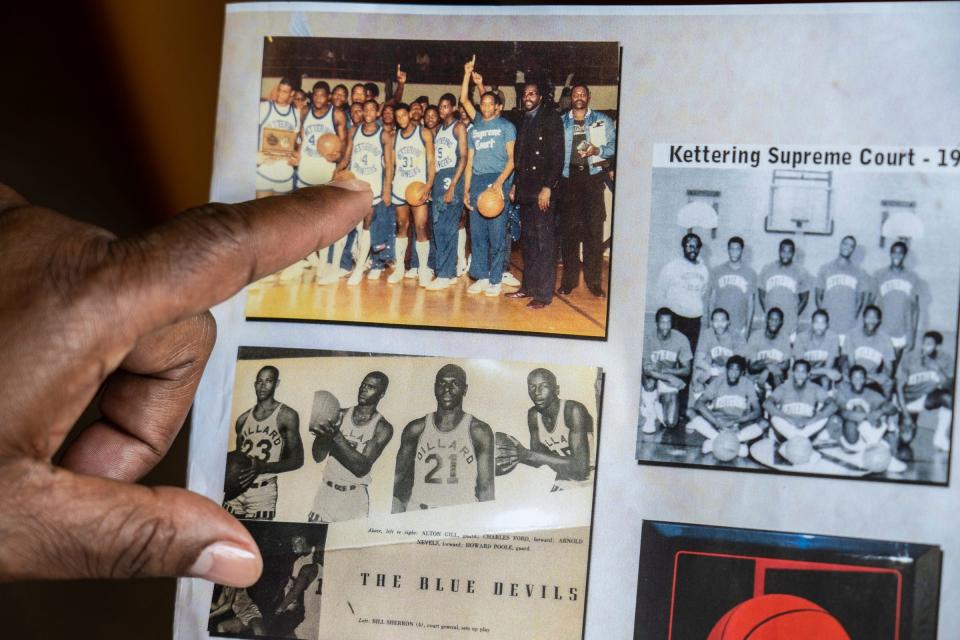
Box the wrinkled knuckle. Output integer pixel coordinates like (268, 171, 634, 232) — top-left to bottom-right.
(104, 507, 178, 579)
(185, 203, 254, 255)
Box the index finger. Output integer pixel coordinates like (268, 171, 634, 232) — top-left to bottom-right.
(105, 180, 371, 336)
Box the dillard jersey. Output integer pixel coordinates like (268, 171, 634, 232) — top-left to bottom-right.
(392, 125, 428, 201)
(409, 412, 478, 509)
(298, 106, 338, 186)
(349, 124, 385, 205)
(238, 403, 286, 482)
(258, 101, 300, 182)
(323, 406, 380, 486)
(535, 400, 595, 490)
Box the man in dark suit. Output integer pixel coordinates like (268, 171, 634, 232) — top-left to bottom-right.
(508, 80, 564, 309)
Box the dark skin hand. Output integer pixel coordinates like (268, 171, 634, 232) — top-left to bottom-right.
(0, 179, 370, 587)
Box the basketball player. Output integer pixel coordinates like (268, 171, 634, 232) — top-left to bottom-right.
(897, 330, 953, 451)
(269, 535, 320, 638)
(708, 236, 757, 338)
(758, 239, 809, 338)
(456, 105, 473, 277)
(297, 81, 348, 190)
(337, 99, 395, 284)
(381, 104, 397, 134)
(256, 78, 301, 199)
(834, 365, 905, 472)
(843, 305, 896, 397)
(874, 241, 921, 357)
(208, 585, 266, 636)
(386, 103, 435, 286)
(350, 83, 367, 108)
(513, 368, 594, 490)
(308, 372, 395, 522)
(815, 235, 868, 341)
(392, 364, 495, 512)
(640, 307, 694, 433)
(425, 93, 468, 291)
(331, 84, 348, 109)
(763, 360, 837, 441)
(792, 309, 843, 389)
(691, 308, 747, 403)
(423, 105, 440, 133)
(747, 307, 791, 394)
(292, 89, 309, 122)
(461, 55, 516, 297)
(656, 233, 710, 357)
(223, 366, 304, 521)
(688, 356, 764, 457)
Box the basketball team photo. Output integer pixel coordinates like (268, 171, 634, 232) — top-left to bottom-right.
(247, 36, 620, 339)
(636, 162, 960, 485)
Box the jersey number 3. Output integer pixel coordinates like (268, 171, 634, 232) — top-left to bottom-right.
(424, 453, 459, 484)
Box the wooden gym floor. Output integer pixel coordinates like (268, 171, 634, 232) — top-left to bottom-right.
(245, 248, 610, 338)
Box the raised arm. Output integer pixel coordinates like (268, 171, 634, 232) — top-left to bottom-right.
(460, 56, 477, 121)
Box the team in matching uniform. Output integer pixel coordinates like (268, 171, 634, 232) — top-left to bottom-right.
(642, 234, 953, 468)
(224, 364, 596, 523)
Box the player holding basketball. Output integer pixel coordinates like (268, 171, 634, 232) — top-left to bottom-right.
(224, 366, 304, 521)
(691, 308, 747, 406)
(392, 364, 495, 512)
(747, 307, 791, 395)
(426, 93, 468, 291)
(640, 308, 694, 433)
(897, 330, 953, 452)
(337, 99, 395, 285)
(763, 360, 837, 441)
(256, 78, 301, 199)
(308, 372, 395, 523)
(511, 368, 594, 490)
(387, 103, 435, 286)
(873, 241, 921, 358)
(833, 365, 905, 471)
(297, 81, 348, 190)
(708, 236, 757, 338)
(843, 305, 896, 397)
(688, 356, 764, 457)
(792, 309, 843, 390)
(758, 238, 809, 338)
(461, 55, 516, 298)
(815, 235, 868, 341)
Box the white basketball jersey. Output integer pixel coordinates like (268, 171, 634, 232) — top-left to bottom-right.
(283, 553, 316, 603)
(323, 406, 380, 486)
(434, 121, 459, 173)
(349, 124, 385, 204)
(258, 101, 299, 181)
(535, 400, 595, 490)
(238, 403, 286, 482)
(298, 106, 338, 186)
(392, 125, 428, 200)
(409, 412, 478, 509)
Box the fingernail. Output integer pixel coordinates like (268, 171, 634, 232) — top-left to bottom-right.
(327, 178, 371, 192)
(188, 542, 261, 587)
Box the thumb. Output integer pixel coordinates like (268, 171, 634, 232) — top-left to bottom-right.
(1, 459, 261, 586)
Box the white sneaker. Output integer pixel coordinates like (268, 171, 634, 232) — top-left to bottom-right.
(484, 283, 502, 297)
(501, 272, 521, 288)
(404, 267, 418, 279)
(347, 269, 364, 286)
(701, 438, 713, 455)
(367, 268, 383, 281)
(887, 456, 908, 473)
(467, 279, 489, 294)
(387, 267, 405, 284)
(418, 267, 432, 287)
(640, 414, 656, 434)
(934, 428, 951, 452)
(316, 266, 340, 285)
(338, 268, 351, 279)
(739, 443, 748, 458)
(427, 277, 451, 291)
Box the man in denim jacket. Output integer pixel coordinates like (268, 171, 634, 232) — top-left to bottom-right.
(558, 84, 616, 298)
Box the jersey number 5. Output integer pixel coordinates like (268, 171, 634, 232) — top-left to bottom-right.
(424, 453, 459, 484)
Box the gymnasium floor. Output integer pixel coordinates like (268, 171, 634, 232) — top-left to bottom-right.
(245, 249, 610, 338)
(636, 412, 950, 484)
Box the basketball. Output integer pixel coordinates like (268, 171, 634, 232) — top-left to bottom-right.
(477, 186, 505, 218)
(494, 431, 522, 476)
(334, 169, 356, 182)
(223, 449, 255, 501)
(863, 443, 892, 473)
(712, 431, 740, 462)
(317, 132, 341, 161)
(404, 180, 429, 206)
(783, 436, 813, 466)
(310, 390, 341, 432)
(707, 594, 849, 640)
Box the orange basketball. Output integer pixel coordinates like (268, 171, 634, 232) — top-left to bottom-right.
(477, 186, 505, 218)
(404, 180, 429, 206)
(707, 594, 849, 640)
(317, 132, 341, 161)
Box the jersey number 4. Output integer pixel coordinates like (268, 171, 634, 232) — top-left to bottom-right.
(424, 453, 459, 484)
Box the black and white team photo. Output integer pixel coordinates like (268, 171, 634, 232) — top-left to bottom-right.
(247, 37, 620, 339)
(636, 162, 960, 484)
